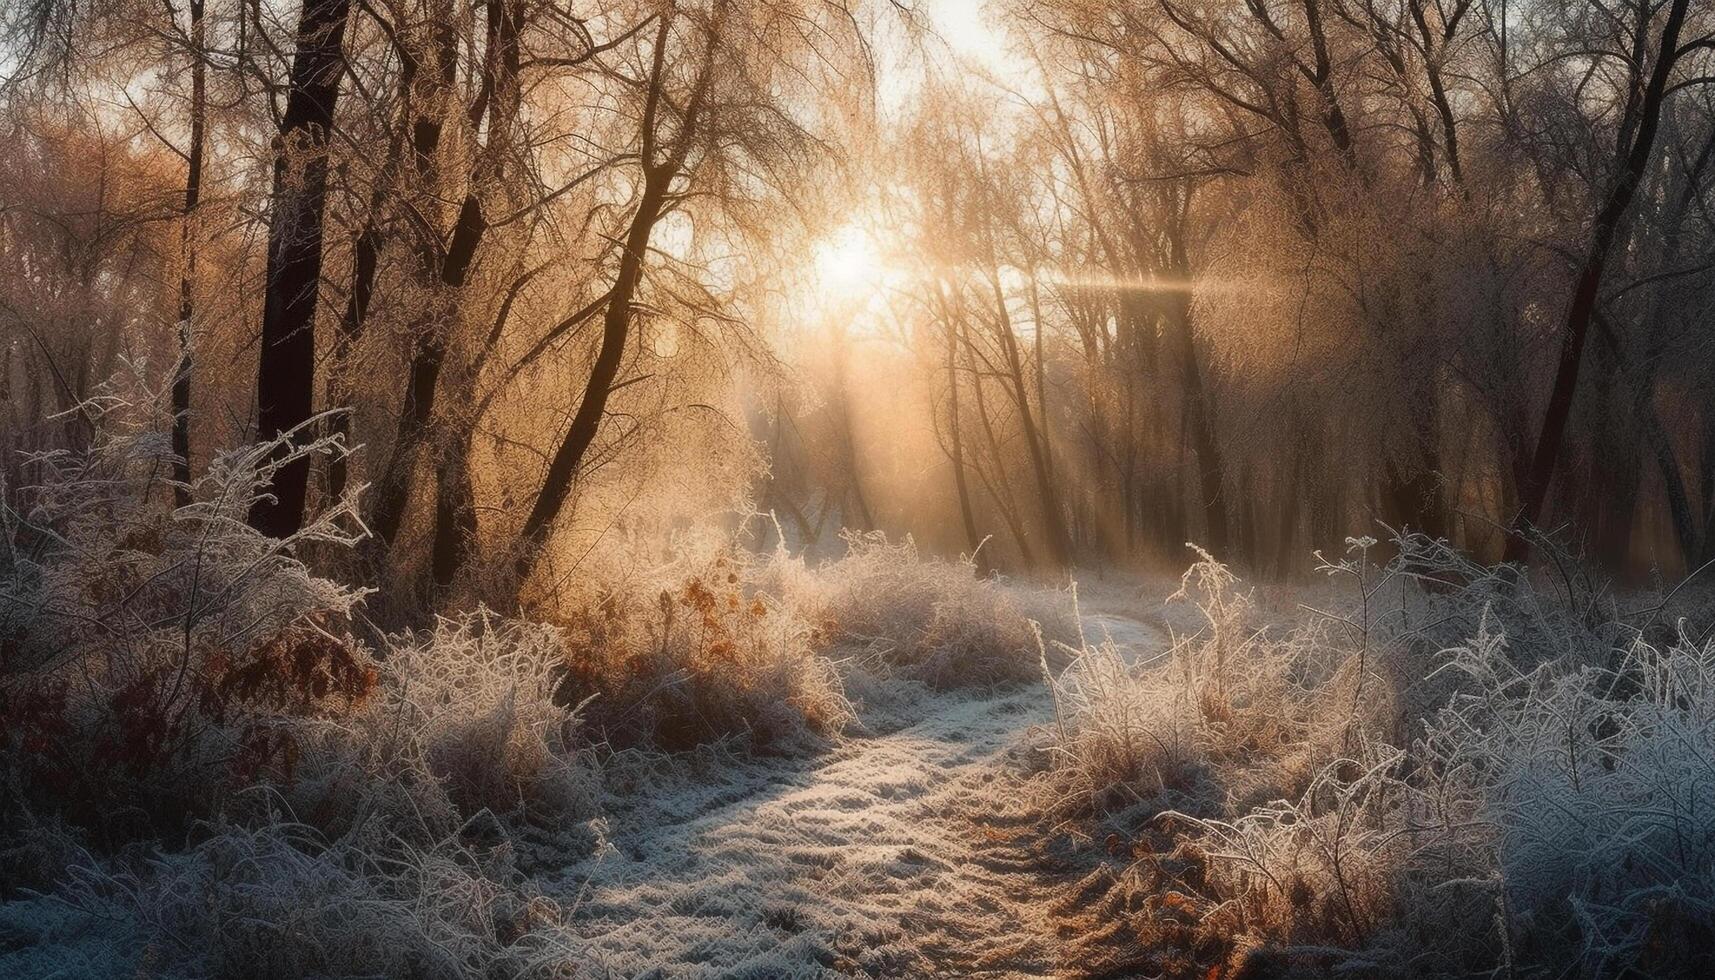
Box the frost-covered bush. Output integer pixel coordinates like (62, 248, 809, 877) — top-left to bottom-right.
(554, 546, 851, 750)
(41, 822, 582, 979)
(280, 609, 602, 844)
(1041, 547, 1363, 819)
(0, 374, 373, 833)
(776, 530, 1074, 687)
(1302, 531, 1625, 734)
(1418, 618, 1715, 976)
(0, 380, 603, 976)
(1047, 535, 1715, 977)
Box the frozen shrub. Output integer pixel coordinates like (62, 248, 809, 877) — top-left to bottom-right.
(1154, 738, 1496, 976)
(0, 372, 373, 834)
(1049, 535, 1715, 977)
(777, 530, 1073, 686)
(1041, 547, 1365, 819)
(47, 822, 582, 979)
(1302, 530, 1626, 734)
(554, 547, 851, 750)
(280, 609, 602, 843)
(0, 378, 603, 977)
(1038, 603, 1206, 814)
(1418, 616, 1715, 976)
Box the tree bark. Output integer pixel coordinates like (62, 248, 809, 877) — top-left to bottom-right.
(368, 0, 520, 572)
(515, 177, 667, 577)
(325, 48, 421, 507)
(945, 307, 985, 567)
(249, 0, 354, 538)
(514, 13, 708, 581)
(985, 266, 1072, 568)
(170, 0, 205, 508)
(1506, 0, 1691, 562)
(1164, 198, 1228, 555)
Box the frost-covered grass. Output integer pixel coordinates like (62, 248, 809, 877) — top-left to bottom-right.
(12, 823, 583, 979)
(544, 530, 1068, 752)
(0, 386, 600, 976)
(1, 386, 1090, 976)
(1041, 550, 1360, 821)
(771, 530, 1076, 688)
(1040, 533, 1715, 977)
(0, 376, 374, 840)
(549, 545, 853, 751)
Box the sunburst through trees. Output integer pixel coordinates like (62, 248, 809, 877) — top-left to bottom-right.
(3, 0, 1714, 976)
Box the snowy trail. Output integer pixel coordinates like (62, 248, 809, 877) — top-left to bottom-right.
(554, 611, 1163, 979)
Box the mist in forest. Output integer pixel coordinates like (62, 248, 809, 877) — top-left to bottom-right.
(3, 0, 1714, 977)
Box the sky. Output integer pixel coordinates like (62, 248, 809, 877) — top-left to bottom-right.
(927, 0, 1013, 72)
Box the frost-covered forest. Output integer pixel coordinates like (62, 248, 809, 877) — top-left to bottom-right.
(3, 0, 1715, 976)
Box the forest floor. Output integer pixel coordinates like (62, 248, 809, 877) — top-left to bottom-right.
(0, 591, 1169, 980)
(549, 608, 1164, 978)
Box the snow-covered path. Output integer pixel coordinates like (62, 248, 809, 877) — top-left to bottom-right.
(554, 611, 1162, 979)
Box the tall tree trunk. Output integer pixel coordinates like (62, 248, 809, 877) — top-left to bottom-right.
(830, 326, 876, 531)
(249, 0, 354, 538)
(1027, 276, 1055, 487)
(432, 450, 477, 586)
(369, 0, 521, 569)
(325, 49, 421, 507)
(1164, 206, 1228, 555)
(170, 0, 205, 507)
(1301, 0, 1359, 172)
(515, 178, 666, 577)
(366, 194, 488, 549)
(1274, 441, 1305, 575)
(1698, 409, 1715, 565)
(514, 13, 708, 581)
(1506, 0, 1691, 562)
(364, 17, 468, 550)
(1407, 0, 1464, 184)
(945, 313, 985, 567)
(966, 331, 1037, 568)
(985, 271, 1072, 568)
(1381, 393, 1447, 540)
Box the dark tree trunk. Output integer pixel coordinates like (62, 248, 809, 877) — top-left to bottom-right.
(986, 271, 1072, 568)
(366, 195, 488, 548)
(1381, 395, 1447, 541)
(249, 0, 354, 538)
(946, 314, 985, 568)
(1699, 410, 1715, 565)
(368, 0, 519, 564)
(1165, 213, 1227, 556)
(514, 12, 705, 583)
(364, 25, 471, 550)
(1507, 0, 1691, 562)
(1407, 0, 1464, 184)
(1274, 444, 1305, 575)
(966, 336, 1037, 568)
(431, 451, 477, 587)
(515, 179, 666, 577)
(325, 54, 418, 506)
(1301, 0, 1360, 174)
(325, 214, 380, 505)
(170, 0, 205, 508)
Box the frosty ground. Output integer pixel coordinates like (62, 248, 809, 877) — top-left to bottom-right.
(0, 593, 1165, 979)
(8, 528, 1714, 980)
(551, 611, 1162, 978)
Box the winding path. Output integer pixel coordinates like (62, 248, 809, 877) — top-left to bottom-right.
(552, 612, 1162, 979)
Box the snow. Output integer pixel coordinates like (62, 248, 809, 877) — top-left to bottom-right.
(0, 899, 140, 980)
(0, 598, 1164, 979)
(548, 609, 1164, 978)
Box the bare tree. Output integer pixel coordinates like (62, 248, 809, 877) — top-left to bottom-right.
(249, 0, 354, 538)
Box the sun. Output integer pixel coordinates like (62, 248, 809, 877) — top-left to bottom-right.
(813, 223, 888, 301)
